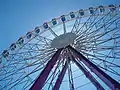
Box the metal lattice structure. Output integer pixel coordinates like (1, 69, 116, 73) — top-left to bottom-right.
(0, 5, 120, 90)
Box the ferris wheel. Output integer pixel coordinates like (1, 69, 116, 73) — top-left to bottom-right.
(0, 4, 120, 90)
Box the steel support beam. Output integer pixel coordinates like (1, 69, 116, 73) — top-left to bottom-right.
(30, 48, 63, 90)
(53, 60, 68, 90)
(63, 22, 66, 34)
(70, 53, 104, 90)
(68, 46, 120, 90)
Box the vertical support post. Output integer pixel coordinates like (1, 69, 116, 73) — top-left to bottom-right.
(68, 46, 120, 90)
(70, 53, 104, 90)
(63, 22, 66, 34)
(30, 48, 63, 90)
(53, 59, 68, 90)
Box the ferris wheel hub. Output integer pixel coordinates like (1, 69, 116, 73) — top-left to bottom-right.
(51, 32, 77, 48)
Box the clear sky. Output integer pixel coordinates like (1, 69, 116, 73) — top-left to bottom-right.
(0, 0, 120, 53)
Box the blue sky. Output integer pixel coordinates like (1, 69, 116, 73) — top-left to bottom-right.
(0, 0, 120, 53)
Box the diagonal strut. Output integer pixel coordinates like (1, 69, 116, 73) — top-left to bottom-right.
(68, 45, 120, 90)
(53, 58, 69, 90)
(69, 50, 105, 90)
(30, 48, 63, 90)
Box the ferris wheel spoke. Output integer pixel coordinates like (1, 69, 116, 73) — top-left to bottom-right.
(71, 13, 82, 33)
(21, 79, 31, 90)
(92, 24, 120, 41)
(49, 27, 58, 37)
(47, 57, 63, 90)
(92, 61, 120, 77)
(31, 34, 52, 44)
(80, 16, 100, 35)
(9, 47, 55, 63)
(89, 28, 119, 44)
(77, 23, 112, 42)
(4, 63, 45, 90)
(52, 58, 68, 90)
(75, 82, 91, 89)
(75, 7, 100, 35)
(13, 34, 52, 54)
(35, 50, 67, 89)
(24, 43, 51, 50)
(30, 48, 63, 90)
(80, 51, 120, 68)
(76, 11, 117, 37)
(10, 79, 29, 90)
(78, 39, 120, 52)
(17, 49, 55, 61)
(0, 51, 54, 83)
(1, 73, 25, 90)
(106, 66, 120, 76)
(92, 16, 119, 37)
(37, 35, 53, 41)
(76, 41, 120, 54)
(3, 52, 54, 72)
(24, 35, 52, 49)
(10, 46, 55, 56)
(69, 45, 120, 89)
(25, 60, 62, 90)
(68, 49, 105, 90)
(78, 52, 120, 77)
(63, 22, 67, 34)
(79, 41, 120, 52)
(75, 12, 104, 35)
(75, 15, 93, 34)
(74, 58, 105, 90)
(75, 17, 120, 49)
(67, 58, 75, 90)
(95, 35, 120, 46)
(89, 21, 119, 39)
(21, 43, 52, 52)
(0, 60, 42, 83)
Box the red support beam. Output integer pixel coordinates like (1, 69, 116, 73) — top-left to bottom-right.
(68, 46, 120, 90)
(30, 48, 63, 90)
(70, 54, 105, 90)
(53, 60, 68, 90)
